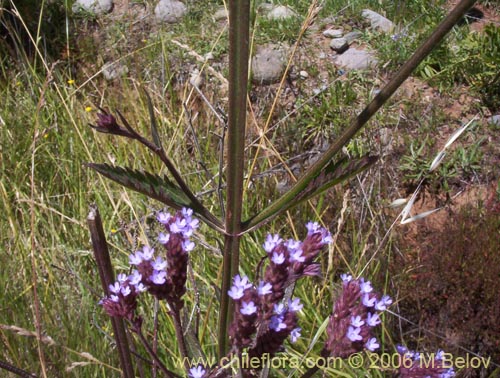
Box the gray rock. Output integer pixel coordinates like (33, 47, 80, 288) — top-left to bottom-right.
(323, 28, 343, 38)
(102, 62, 128, 81)
(155, 0, 187, 23)
(251, 44, 288, 84)
(488, 115, 500, 127)
(72, 0, 113, 15)
(344, 31, 363, 44)
(267, 5, 297, 20)
(330, 37, 348, 53)
(213, 7, 227, 21)
(334, 48, 378, 70)
(299, 70, 309, 79)
(361, 9, 394, 33)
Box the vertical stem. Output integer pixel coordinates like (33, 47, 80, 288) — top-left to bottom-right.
(218, 0, 251, 359)
(87, 205, 135, 378)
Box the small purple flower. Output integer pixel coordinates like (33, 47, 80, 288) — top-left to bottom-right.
(157, 211, 171, 224)
(109, 294, 119, 302)
(346, 326, 362, 342)
(170, 218, 187, 234)
(285, 239, 301, 251)
(233, 275, 252, 290)
(135, 283, 147, 293)
(289, 248, 305, 262)
(189, 365, 206, 378)
(182, 240, 195, 252)
(340, 273, 352, 283)
(129, 252, 143, 266)
(120, 285, 132, 297)
(274, 303, 285, 315)
(258, 281, 272, 296)
(117, 273, 127, 283)
(271, 252, 285, 265)
(366, 312, 381, 327)
(360, 279, 373, 294)
(305, 221, 320, 235)
(109, 282, 121, 294)
(182, 208, 194, 217)
(240, 301, 257, 315)
(263, 234, 282, 253)
(152, 256, 167, 271)
(351, 315, 365, 328)
(288, 298, 303, 312)
(375, 295, 392, 311)
(269, 315, 287, 332)
(290, 327, 301, 343)
(150, 270, 167, 285)
(158, 232, 170, 244)
(228, 285, 245, 300)
(141, 246, 155, 260)
(129, 270, 142, 286)
(362, 293, 377, 307)
(365, 337, 380, 351)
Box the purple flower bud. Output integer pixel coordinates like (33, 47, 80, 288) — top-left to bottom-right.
(258, 281, 272, 296)
(346, 326, 362, 342)
(95, 111, 119, 130)
(240, 301, 258, 315)
(365, 337, 379, 351)
(290, 327, 301, 343)
(288, 298, 303, 312)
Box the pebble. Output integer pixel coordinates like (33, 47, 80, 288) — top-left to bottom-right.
(154, 0, 187, 24)
(72, 0, 113, 15)
(330, 38, 349, 53)
(251, 44, 288, 84)
(323, 28, 344, 38)
(361, 9, 394, 33)
(334, 48, 378, 70)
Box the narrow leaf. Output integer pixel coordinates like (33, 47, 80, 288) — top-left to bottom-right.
(144, 90, 162, 150)
(87, 163, 190, 208)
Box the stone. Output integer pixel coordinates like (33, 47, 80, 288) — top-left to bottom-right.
(267, 5, 297, 20)
(361, 9, 394, 33)
(155, 0, 187, 24)
(251, 44, 288, 84)
(334, 48, 378, 70)
(299, 70, 309, 79)
(213, 7, 227, 21)
(323, 28, 343, 38)
(344, 31, 363, 44)
(488, 115, 500, 127)
(72, 0, 113, 15)
(329, 37, 348, 53)
(102, 62, 128, 81)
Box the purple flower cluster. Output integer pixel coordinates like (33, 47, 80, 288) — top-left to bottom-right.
(227, 222, 332, 357)
(189, 365, 207, 378)
(100, 208, 199, 317)
(323, 274, 391, 358)
(396, 346, 455, 378)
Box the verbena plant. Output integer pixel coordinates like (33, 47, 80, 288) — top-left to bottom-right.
(81, 0, 477, 377)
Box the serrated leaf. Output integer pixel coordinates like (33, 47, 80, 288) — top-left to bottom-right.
(144, 90, 162, 150)
(86, 163, 191, 209)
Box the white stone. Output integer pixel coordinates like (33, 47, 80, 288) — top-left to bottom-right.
(361, 9, 394, 33)
(267, 5, 296, 20)
(334, 48, 378, 71)
(213, 7, 227, 21)
(155, 0, 187, 24)
(329, 38, 348, 53)
(299, 70, 309, 79)
(251, 44, 288, 84)
(72, 0, 113, 15)
(323, 28, 343, 38)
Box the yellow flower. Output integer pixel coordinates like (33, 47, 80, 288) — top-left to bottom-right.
(85, 106, 92, 112)
(67, 79, 75, 85)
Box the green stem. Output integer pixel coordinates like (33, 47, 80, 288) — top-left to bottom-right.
(218, 0, 251, 359)
(242, 0, 477, 233)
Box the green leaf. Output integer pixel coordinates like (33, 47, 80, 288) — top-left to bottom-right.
(86, 163, 191, 209)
